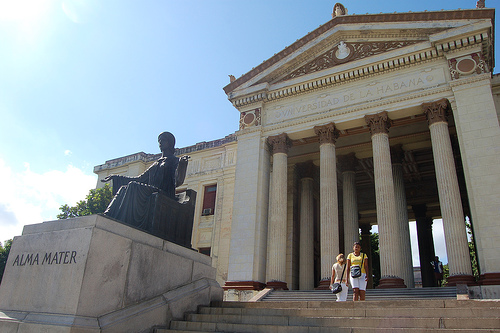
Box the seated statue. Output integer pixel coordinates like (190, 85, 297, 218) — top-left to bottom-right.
(101, 132, 194, 247)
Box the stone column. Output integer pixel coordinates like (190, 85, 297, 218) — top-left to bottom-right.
(266, 133, 292, 290)
(422, 99, 473, 285)
(297, 162, 315, 290)
(391, 145, 415, 288)
(338, 153, 360, 252)
(412, 204, 436, 287)
(360, 223, 373, 289)
(314, 123, 340, 288)
(365, 112, 406, 288)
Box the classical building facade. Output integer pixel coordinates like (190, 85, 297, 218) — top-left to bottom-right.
(95, 4, 500, 299)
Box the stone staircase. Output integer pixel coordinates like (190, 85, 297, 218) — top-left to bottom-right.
(262, 287, 458, 301)
(154, 289, 500, 333)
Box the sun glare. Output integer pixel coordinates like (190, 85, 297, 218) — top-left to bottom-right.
(0, 0, 49, 23)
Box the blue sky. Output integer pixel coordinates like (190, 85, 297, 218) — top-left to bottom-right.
(0, 0, 496, 266)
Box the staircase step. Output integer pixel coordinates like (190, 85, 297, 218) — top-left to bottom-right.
(154, 298, 500, 333)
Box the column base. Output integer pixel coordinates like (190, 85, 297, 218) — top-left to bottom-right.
(376, 277, 407, 289)
(315, 279, 331, 290)
(223, 281, 266, 291)
(479, 273, 500, 285)
(446, 274, 477, 286)
(266, 281, 288, 290)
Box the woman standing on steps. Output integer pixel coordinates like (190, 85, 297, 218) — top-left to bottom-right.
(330, 253, 349, 301)
(347, 242, 369, 301)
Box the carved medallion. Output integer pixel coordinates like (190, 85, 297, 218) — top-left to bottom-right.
(239, 108, 261, 130)
(448, 53, 487, 80)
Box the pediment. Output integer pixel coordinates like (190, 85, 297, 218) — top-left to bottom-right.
(224, 9, 494, 107)
(277, 40, 421, 83)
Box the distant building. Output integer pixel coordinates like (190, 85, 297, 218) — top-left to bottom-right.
(95, 4, 500, 300)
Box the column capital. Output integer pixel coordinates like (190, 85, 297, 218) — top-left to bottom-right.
(296, 161, 316, 179)
(365, 111, 391, 135)
(422, 98, 450, 126)
(314, 123, 339, 145)
(390, 144, 405, 165)
(267, 133, 292, 154)
(338, 152, 358, 172)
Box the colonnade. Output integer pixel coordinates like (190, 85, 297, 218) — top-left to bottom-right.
(265, 98, 473, 289)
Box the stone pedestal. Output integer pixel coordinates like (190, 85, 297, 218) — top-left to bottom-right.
(0, 215, 222, 333)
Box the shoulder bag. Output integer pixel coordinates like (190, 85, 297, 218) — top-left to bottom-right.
(350, 253, 365, 278)
(331, 263, 346, 294)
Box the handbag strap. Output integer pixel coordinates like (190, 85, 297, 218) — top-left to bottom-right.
(340, 262, 347, 280)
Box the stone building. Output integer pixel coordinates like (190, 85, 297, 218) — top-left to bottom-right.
(95, 4, 500, 300)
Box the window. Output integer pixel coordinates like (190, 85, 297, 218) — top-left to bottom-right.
(199, 247, 211, 256)
(201, 184, 217, 216)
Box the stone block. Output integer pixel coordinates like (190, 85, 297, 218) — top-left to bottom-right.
(0, 215, 222, 333)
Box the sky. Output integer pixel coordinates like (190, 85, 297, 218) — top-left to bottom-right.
(0, 0, 497, 266)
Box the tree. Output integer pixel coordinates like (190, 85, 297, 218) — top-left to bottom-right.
(57, 184, 113, 219)
(0, 239, 13, 285)
(465, 218, 479, 281)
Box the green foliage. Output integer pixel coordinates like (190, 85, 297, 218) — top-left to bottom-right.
(370, 232, 381, 287)
(57, 184, 113, 219)
(0, 239, 13, 285)
(441, 264, 449, 287)
(465, 218, 479, 280)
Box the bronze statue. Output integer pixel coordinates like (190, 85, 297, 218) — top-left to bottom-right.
(101, 132, 194, 246)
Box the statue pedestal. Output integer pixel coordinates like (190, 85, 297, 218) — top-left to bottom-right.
(0, 215, 222, 333)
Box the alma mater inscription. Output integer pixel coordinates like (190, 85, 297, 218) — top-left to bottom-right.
(11, 251, 78, 266)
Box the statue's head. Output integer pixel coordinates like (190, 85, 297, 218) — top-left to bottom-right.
(158, 132, 175, 154)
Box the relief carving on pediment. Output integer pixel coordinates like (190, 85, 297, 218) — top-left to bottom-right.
(279, 41, 419, 82)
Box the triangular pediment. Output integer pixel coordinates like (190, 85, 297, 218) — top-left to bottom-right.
(224, 8, 494, 104)
(277, 40, 421, 83)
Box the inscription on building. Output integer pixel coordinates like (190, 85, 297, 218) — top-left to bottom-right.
(268, 68, 445, 124)
(12, 251, 78, 266)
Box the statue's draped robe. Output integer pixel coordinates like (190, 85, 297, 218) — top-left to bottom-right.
(104, 154, 179, 229)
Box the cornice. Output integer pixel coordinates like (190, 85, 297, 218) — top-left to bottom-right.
(448, 72, 492, 89)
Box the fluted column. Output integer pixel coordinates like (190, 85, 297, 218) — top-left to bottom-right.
(297, 162, 315, 290)
(365, 112, 406, 288)
(391, 145, 414, 288)
(422, 99, 473, 285)
(338, 153, 360, 252)
(412, 204, 436, 287)
(314, 123, 340, 288)
(266, 133, 291, 290)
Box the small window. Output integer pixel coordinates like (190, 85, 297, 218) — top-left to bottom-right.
(199, 247, 211, 256)
(201, 184, 217, 216)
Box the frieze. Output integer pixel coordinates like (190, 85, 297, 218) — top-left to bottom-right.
(280, 41, 419, 82)
(267, 68, 445, 125)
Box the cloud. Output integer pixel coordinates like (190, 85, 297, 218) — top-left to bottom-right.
(64, 150, 72, 156)
(0, 158, 96, 242)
